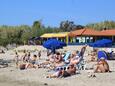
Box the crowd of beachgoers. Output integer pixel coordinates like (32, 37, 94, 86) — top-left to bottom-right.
(0, 45, 115, 86)
(0, 45, 112, 77)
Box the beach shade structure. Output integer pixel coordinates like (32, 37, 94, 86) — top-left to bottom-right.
(43, 39, 66, 54)
(29, 36, 41, 45)
(29, 36, 41, 40)
(97, 51, 108, 60)
(34, 37, 41, 40)
(89, 39, 112, 47)
(29, 37, 35, 41)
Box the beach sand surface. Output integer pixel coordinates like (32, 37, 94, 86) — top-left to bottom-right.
(0, 45, 115, 86)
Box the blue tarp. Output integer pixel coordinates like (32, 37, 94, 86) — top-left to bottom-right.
(89, 39, 112, 47)
(43, 39, 66, 53)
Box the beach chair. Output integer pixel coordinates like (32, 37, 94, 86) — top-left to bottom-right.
(63, 52, 71, 63)
(77, 58, 86, 70)
(53, 52, 71, 71)
(76, 49, 86, 70)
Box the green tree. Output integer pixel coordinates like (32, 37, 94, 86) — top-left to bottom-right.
(60, 20, 84, 31)
(86, 20, 115, 30)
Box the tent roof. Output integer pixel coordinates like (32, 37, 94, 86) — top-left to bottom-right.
(40, 32, 69, 38)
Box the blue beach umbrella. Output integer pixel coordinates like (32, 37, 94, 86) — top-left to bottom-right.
(43, 39, 66, 53)
(89, 39, 112, 47)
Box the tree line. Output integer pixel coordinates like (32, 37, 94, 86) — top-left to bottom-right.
(0, 20, 115, 46)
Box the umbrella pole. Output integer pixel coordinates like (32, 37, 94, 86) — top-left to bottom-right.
(51, 47, 56, 54)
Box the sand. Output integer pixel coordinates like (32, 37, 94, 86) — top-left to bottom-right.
(0, 45, 115, 86)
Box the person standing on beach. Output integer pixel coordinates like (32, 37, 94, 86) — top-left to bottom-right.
(38, 51, 41, 60)
(79, 45, 87, 59)
(25, 52, 31, 62)
(14, 52, 19, 68)
(22, 50, 27, 62)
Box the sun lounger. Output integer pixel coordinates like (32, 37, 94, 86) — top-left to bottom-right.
(77, 58, 86, 70)
(77, 49, 86, 70)
(63, 52, 71, 63)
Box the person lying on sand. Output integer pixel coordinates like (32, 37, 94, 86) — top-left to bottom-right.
(40, 52, 65, 69)
(38, 53, 55, 68)
(94, 57, 110, 73)
(46, 64, 76, 78)
(26, 54, 38, 68)
(19, 54, 38, 70)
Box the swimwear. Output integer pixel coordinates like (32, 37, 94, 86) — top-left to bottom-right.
(62, 71, 71, 77)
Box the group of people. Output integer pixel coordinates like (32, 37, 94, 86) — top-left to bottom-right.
(14, 50, 41, 70)
(14, 45, 111, 78)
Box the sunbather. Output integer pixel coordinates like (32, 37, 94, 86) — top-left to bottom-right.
(69, 51, 80, 65)
(94, 57, 110, 73)
(46, 64, 76, 78)
(40, 52, 65, 69)
(29, 55, 37, 64)
(19, 54, 38, 70)
(54, 52, 65, 67)
(40, 53, 55, 67)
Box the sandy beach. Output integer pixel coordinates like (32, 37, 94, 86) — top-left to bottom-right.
(0, 45, 115, 86)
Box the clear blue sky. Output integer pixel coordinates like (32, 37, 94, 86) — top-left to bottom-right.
(0, 0, 115, 27)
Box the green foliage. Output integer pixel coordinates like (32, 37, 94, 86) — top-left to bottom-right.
(0, 25, 31, 46)
(60, 20, 74, 31)
(60, 20, 84, 31)
(0, 20, 115, 46)
(0, 21, 62, 46)
(86, 20, 115, 30)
